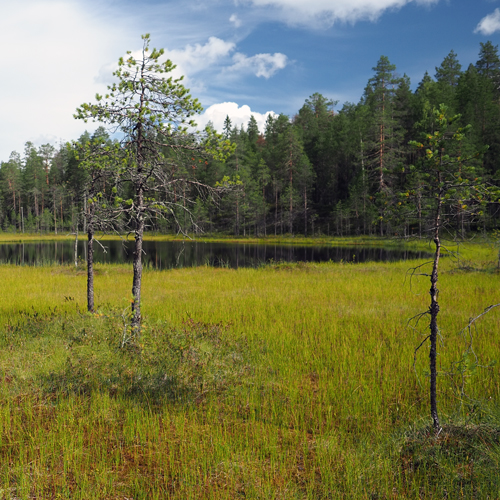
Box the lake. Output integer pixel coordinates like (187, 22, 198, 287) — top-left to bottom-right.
(0, 239, 430, 269)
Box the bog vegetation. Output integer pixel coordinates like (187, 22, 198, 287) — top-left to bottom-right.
(0, 247, 498, 498)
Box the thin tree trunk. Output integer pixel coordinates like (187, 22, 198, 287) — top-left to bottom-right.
(360, 136, 367, 236)
(418, 193, 422, 238)
(74, 227, 78, 267)
(304, 186, 307, 237)
(12, 187, 16, 230)
(274, 182, 278, 236)
(35, 192, 39, 233)
(236, 194, 240, 236)
(132, 203, 144, 333)
(429, 177, 442, 434)
(53, 191, 57, 235)
(83, 195, 87, 234)
(289, 143, 293, 235)
(236, 155, 240, 236)
(131, 73, 146, 333)
(263, 186, 267, 237)
(87, 205, 94, 313)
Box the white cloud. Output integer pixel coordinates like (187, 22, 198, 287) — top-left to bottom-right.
(123, 37, 289, 94)
(230, 13, 242, 27)
(229, 52, 288, 78)
(0, 1, 288, 162)
(196, 102, 276, 133)
(0, 0, 132, 161)
(160, 38, 287, 82)
(244, 0, 438, 25)
(163, 37, 236, 76)
(474, 9, 500, 36)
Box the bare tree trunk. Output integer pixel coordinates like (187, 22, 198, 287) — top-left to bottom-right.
(274, 182, 278, 236)
(12, 188, 17, 231)
(263, 186, 267, 237)
(418, 193, 422, 238)
(304, 186, 307, 237)
(74, 227, 78, 267)
(132, 187, 144, 334)
(236, 194, 240, 236)
(235, 155, 240, 236)
(53, 191, 57, 235)
(289, 146, 293, 235)
(83, 195, 87, 234)
(360, 136, 367, 236)
(429, 179, 443, 434)
(35, 192, 39, 233)
(379, 83, 385, 191)
(87, 204, 94, 313)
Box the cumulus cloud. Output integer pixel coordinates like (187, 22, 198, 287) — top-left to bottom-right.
(196, 102, 277, 133)
(230, 13, 242, 27)
(474, 9, 500, 36)
(244, 0, 438, 25)
(163, 37, 236, 76)
(229, 52, 288, 78)
(0, 1, 288, 162)
(116, 37, 288, 94)
(160, 38, 287, 82)
(0, 0, 131, 161)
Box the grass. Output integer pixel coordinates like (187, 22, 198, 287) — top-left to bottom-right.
(0, 240, 499, 498)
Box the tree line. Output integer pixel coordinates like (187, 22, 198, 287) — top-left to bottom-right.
(2, 41, 500, 238)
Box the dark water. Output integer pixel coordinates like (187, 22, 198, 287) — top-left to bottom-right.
(0, 240, 430, 269)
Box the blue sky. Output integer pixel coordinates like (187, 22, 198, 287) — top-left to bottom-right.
(1, 0, 499, 162)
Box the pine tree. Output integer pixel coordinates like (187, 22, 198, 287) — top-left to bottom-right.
(75, 34, 231, 333)
(476, 41, 500, 82)
(294, 93, 337, 223)
(405, 105, 489, 432)
(364, 56, 406, 234)
(434, 50, 462, 112)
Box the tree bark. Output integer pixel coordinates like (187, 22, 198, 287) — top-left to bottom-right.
(304, 186, 307, 237)
(87, 204, 94, 313)
(130, 57, 147, 338)
(131, 190, 144, 334)
(289, 142, 293, 235)
(429, 179, 442, 434)
(74, 227, 78, 268)
(53, 191, 57, 235)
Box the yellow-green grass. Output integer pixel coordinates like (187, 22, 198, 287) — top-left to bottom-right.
(0, 243, 498, 498)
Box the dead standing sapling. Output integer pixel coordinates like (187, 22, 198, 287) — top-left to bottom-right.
(405, 104, 491, 433)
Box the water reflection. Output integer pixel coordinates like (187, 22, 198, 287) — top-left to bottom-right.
(0, 240, 430, 269)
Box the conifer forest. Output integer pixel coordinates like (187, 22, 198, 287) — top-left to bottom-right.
(2, 41, 500, 239)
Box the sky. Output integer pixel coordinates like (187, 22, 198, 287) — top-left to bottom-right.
(1, 0, 500, 162)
